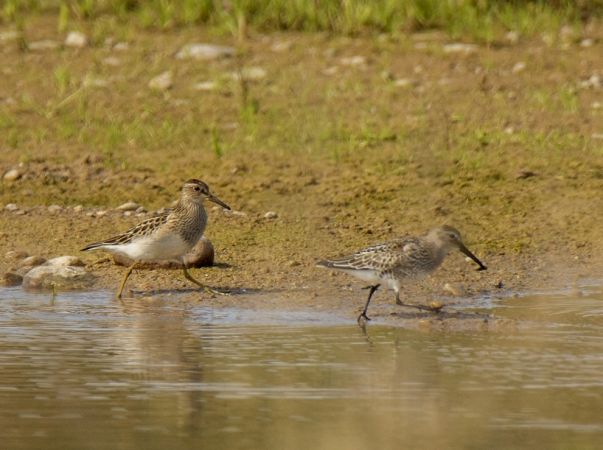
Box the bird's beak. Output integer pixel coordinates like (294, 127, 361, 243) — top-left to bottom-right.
(207, 193, 231, 210)
(459, 243, 487, 271)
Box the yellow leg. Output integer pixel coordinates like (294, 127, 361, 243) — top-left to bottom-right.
(117, 262, 137, 299)
(182, 266, 228, 296)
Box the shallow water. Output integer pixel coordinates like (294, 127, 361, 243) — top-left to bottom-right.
(1, 285, 603, 450)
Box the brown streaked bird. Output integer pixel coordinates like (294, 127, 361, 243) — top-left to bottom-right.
(317, 225, 487, 323)
(81, 179, 230, 299)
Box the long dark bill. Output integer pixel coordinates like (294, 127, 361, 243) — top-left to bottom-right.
(459, 243, 487, 271)
(208, 193, 231, 210)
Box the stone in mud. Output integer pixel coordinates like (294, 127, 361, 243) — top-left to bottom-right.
(149, 71, 173, 91)
(2, 272, 23, 287)
(18, 255, 47, 268)
(5, 250, 29, 260)
(45, 256, 85, 267)
(112, 236, 214, 269)
(65, 31, 88, 48)
(175, 43, 235, 60)
(22, 265, 95, 290)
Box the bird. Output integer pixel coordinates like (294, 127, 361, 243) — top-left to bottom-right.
(316, 225, 487, 323)
(81, 179, 231, 299)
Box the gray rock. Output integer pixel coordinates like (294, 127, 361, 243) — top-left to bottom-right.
(3, 168, 22, 181)
(5, 250, 28, 260)
(230, 67, 267, 81)
(18, 255, 47, 268)
(65, 31, 87, 48)
(0, 30, 18, 42)
(175, 43, 235, 61)
(28, 40, 59, 51)
(264, 211, 278, 219)
(22, 265, 95, 290)
(45, 256, 85, 267)
(117, 201, 140, 211)
(193, 81, 217, 91)
(2, 272, 23, 287)
(149, 71, 173, 91)
(443, 43, 477, 54)
(5, 203, 19, 211)
(113, 236, 214, 269)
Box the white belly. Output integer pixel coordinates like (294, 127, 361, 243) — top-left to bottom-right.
(105, 234, 191, 262)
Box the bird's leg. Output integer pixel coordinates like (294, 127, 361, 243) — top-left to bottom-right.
(395, 292, 440, 312)
(358, 284, 380, 324)
(182, 262, 229, 296)
(117, 261, 137, 299)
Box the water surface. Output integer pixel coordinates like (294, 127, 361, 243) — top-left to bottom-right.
(1, 286, 603, 449)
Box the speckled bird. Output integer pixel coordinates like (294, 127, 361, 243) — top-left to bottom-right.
(317, 225, 487, 323)
(81, 179, 230, 299)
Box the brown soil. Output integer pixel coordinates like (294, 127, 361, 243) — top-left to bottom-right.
(0, 17, 602, 323)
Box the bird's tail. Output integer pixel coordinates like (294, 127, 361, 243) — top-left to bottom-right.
(80, 242, 106, 252)
(316, 260, 335, 268)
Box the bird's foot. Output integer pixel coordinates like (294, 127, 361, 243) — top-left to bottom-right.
(203, 286, 230, 296)
(357, 312, 371, 324)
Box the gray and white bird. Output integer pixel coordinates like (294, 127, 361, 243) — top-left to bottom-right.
(317, 225, 487, 323)
(81, 179, 230, 299)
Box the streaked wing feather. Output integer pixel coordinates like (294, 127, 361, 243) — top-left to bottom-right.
(85, 211, 170, 248)
(324, 237, 421, 271)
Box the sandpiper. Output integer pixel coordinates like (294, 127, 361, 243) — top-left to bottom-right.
(81, 179, 230, 299)
(317, 225, 487, 323)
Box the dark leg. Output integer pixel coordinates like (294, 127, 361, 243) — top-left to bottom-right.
(358, 284, 380, 324)
(117, 261, 137, 299)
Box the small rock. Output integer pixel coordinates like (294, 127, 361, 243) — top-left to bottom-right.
(340, 56, 366, 66)
(175, 43, 235, 61)
(579, 74, 601, 89)
(28, 40, 59, 51)
(45, 256, 85, 267)
(117, 201, 140, 212)
(394, 78, 418, 88)
(102, 56, 121, 66)
(95, 210, 107, 217)
(443, 43, 477, 54)
(580, 38, 594, 48)
(18, 255, 47, 268)
(2, 272, 23, 287)
(288, 260, 301, 267)
(516, 169, 537, 179)
(47, 205, 62, 214)
(73, 205, 84, 213)
(271, 41, 292, 52)
(123, 211, 133, 217)
(193, 81, 217, 91)
(149, 71, 173, 91)
(184, 237, 214, 268)
(135, 206, 147, 213)
(22, 265, 95, 290)
(443, 283, 466, 297)
(5, 203, 18, 211)
(3, 168, 22, 181)
(83, 77, 109, 88)
(505, 31, 520, 44)
(113, 42, 129, 51)
(0, 30, 18, 42)
(64, 31, 87, 48)
(230, 66, 267, 81)
(5, 250, 28, 260)
(512, 62, 526, 73)
(264, 211, 278, 219)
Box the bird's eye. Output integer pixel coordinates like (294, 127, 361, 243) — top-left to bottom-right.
(194, 186, 200, 191)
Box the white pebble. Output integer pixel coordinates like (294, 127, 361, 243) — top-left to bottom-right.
(264, 211, 278, 219)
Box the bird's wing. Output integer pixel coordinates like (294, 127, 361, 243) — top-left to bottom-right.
(317, 238, 418, 271)
(81, 211, 170, 250)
